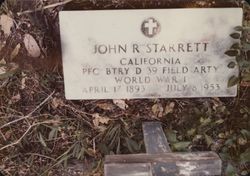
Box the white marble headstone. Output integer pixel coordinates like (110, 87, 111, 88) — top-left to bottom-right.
(59, 8, 243, 100)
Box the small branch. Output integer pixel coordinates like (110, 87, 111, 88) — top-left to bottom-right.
(26, 153, 56, 161)
(0, 120, 58, 151)
(0, 129, 6, 141)
(63, 104, 93, 128)
(0, 91, 55, 129)
(17, 0, 74, 16)
(0, 125, 32, 151)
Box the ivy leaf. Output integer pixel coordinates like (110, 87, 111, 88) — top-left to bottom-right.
(230, 43, 240, 49)
(238, 60, 250, 68)
(240, 129, 250, 138)
(230, 33, 241, 39)
(243, 73, 250, 81)
(228, 62, 236, 68)
(228, 76, 239, 87)
(172, 142, 191, 151)
(225, 50, 239, 57)
(242, 42, 250, 50)
(219, 152, 230, 161)
(240, 149, 250, 163)
(204, 134, 214, 147)
(225, 164, 237, 176)
(165, 130, 177, 143)
(187, 128, 196, 137)
(234, 26, 243, 31)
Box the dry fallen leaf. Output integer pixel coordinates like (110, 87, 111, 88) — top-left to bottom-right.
(0, 41, 6, 52)
(165, 102, 175, 115)
(0, 14, 14, 37)
(152, 103, 164, 118)
(238, 137, 247, 146)
(23, 33, 41, 58)
(0, 59, 6, 64)
(97, 102, 114, 111)
(11, 93, 21, 103)
(4, 130, 12, 140)
(212, 97, 223, 110)
(113, 99, 128, 110)
(10, 43, 21, 60)
(51, 97, 64, 109)
(92, 113, 110, 127)
(0, 63, 19, 80)
(0, 65, 7, 75)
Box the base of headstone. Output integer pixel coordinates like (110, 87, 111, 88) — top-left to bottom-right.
(104, 122, 222, 176)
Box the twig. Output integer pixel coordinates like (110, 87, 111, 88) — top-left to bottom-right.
(0, 125, 32, 151)
(63, 104, 93, 127)
(0, 129, 6, 141)
(0, 91, 55, 129)
(26, 153, 56, 161)
(0, 120, 58, 151)
(17, 0, 74, 16)
(0, 106, 24, 116)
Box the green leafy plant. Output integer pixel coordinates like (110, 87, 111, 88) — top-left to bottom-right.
(226, 3, 250, 87)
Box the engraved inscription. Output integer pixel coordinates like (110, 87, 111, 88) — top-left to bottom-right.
(59, 9, 242, 99)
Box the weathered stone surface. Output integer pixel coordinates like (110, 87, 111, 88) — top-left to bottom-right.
(60, 8, 242, 99)
(105, 152, 222, 176)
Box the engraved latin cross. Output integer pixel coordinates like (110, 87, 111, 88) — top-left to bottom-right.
(144, 18, 158, 35)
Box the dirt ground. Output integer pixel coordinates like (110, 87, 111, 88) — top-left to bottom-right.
(0, 0, 249, 175)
